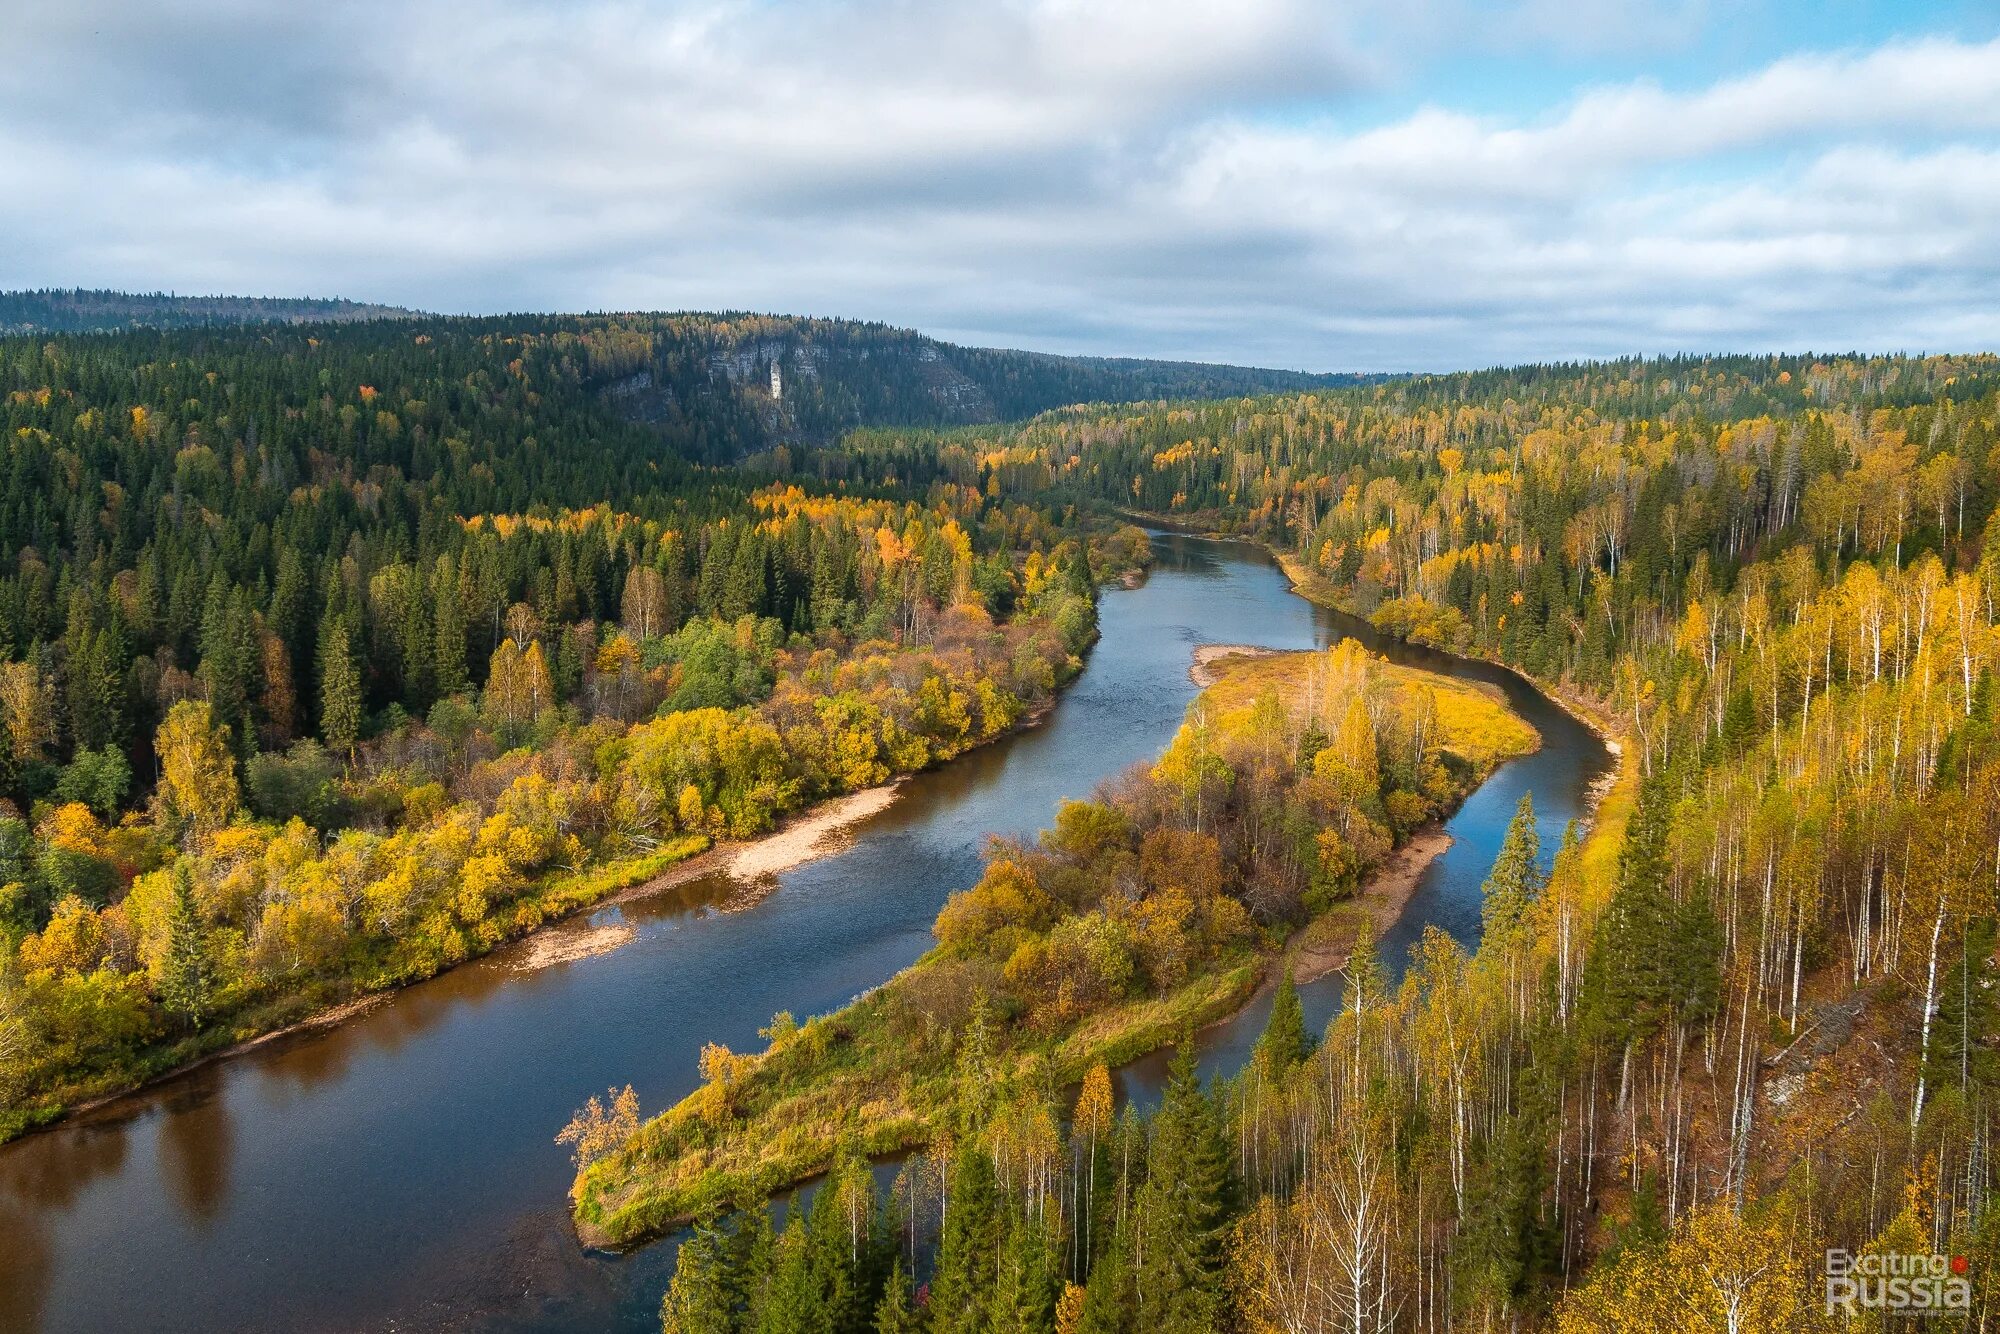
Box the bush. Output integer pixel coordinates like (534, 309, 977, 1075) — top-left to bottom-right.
(246, 740, 347, 828)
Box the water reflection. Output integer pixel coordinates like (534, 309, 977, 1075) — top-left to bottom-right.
(0, 1112, 128, 1210)
(156, 1081, 230, 1224)
(0, 1197, 50, 1331)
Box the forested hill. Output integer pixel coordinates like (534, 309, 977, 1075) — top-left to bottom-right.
(0, 289, 416, 335)
(649, 312, 1379, 438)
(0, 296, 1380, 454)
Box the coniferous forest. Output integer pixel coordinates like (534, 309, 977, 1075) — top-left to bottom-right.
(4, 311, 2000, 1333)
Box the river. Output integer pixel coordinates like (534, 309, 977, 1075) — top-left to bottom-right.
(0, 533, 1610, 1332)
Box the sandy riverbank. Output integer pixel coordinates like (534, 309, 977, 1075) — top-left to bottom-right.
(728, 782, 904, 880)
(611, 779, 909, 911)
(1190, 643, 1284, 687)
(510, 922, 638, 972)
(1288, 826, 1452, 984)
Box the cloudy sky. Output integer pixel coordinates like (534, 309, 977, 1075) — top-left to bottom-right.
(2, 0, 1996, 370)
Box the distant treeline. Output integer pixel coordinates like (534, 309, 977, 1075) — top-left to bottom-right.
(0, 289, 416, 335)
(0, 294, 1388, 451)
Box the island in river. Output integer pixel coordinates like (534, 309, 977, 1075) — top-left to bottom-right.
(569, 638, 1539, 1247)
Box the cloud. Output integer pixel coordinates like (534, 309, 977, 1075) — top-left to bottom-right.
(0, 1, 1995, 369)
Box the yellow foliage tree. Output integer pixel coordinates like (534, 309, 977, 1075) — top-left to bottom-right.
(154, 700, 239, 837)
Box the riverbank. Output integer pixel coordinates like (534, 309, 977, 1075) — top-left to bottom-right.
(1189, 643, 1282, 686)
(1288, 825, 1451, 983)
(23, 583, 1136, 1151)
(604, 779, 912, 915)
(1270, 544, 1638, 891)
(31, 778, 930, 1130)
(1272, 547, 1623, 743)
(569, 639, 1538, 1248)
(3, 834, 712, 1143)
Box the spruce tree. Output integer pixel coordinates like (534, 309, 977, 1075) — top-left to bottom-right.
(1075, 1231, 1134, 1334)
(318, 611, 362, 762)
(1344, 916, 1384, 1020)
(755, 1212, 824, 1334)
(427, 554, 469, 697)
(1131, 1038, 1233, 1334)
(160, 863, 213, 1029)
(804, 1151, 881, 1334)
(1480, 792, 1542, 941)
(1926, 916, 2000, 1097)
(660, 1225, 736, 1334)
(927, 1144, 1001, 1334)
(989, 1208, 1058, 1333)
(870, 1258, 922, 1334)
(1580, 776, 1676, 1045)
(1255, 969, 1311, 1072)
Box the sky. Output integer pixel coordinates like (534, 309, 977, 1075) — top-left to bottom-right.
(1, 0, 1996, 371)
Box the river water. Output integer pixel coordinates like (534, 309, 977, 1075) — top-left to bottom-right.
(0, 534, 1609, 1332)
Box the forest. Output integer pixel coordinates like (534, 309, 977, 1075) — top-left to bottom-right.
(634, 353, 2000, 1331)
(9, 313, 2000, 1329)
(0, 315, 1143, 1137)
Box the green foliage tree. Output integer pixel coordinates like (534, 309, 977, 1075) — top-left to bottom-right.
(159, 863, 213, 1029)
(1254, 969, 1311, 1073)
(1130, 1039, 1232, 1334)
